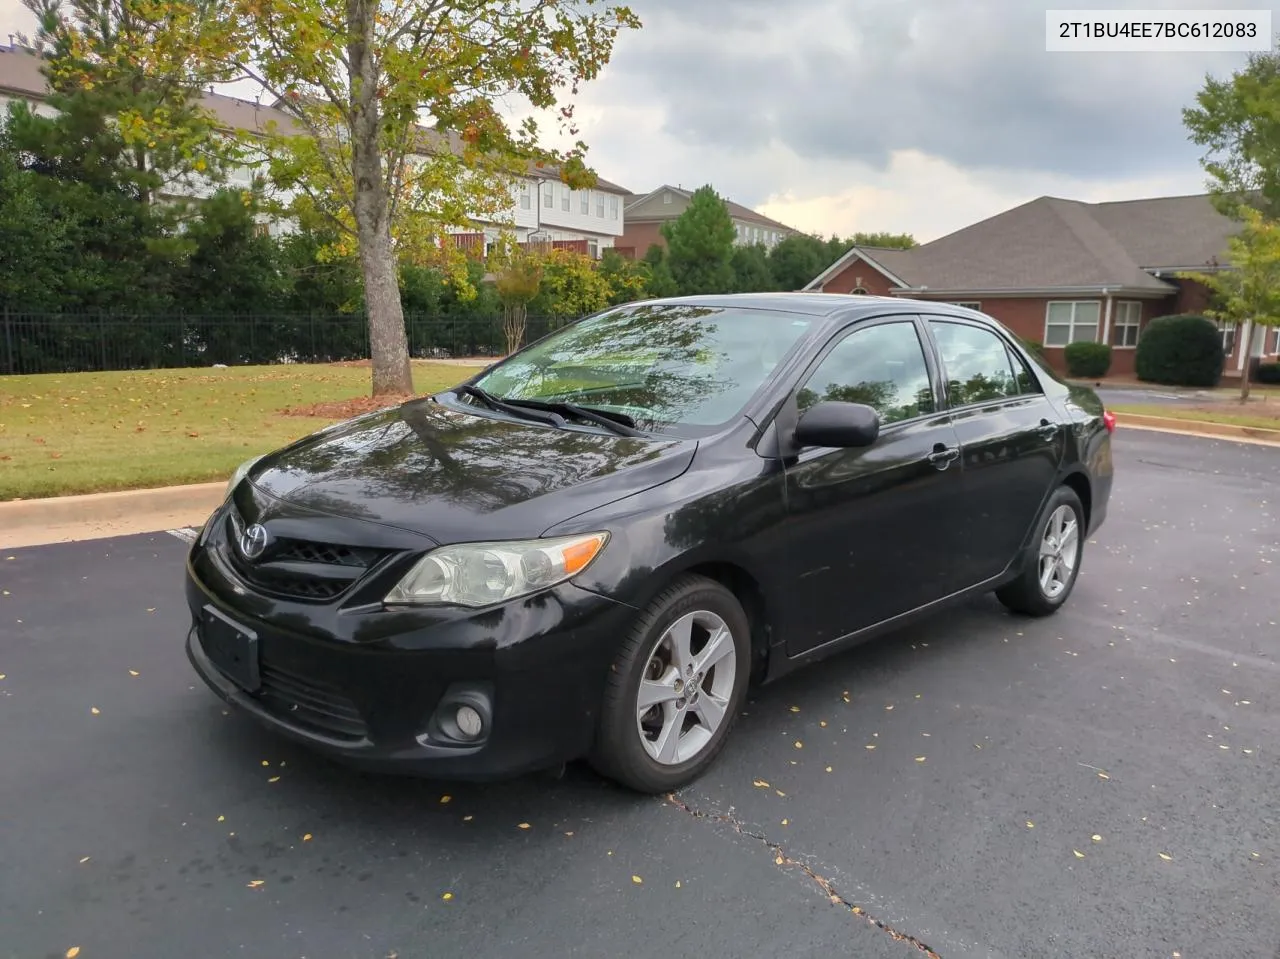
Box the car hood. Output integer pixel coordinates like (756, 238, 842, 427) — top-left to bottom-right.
(245, 397, 696, 543)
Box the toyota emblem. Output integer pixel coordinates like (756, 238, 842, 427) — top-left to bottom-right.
(239, 523, 270, 560)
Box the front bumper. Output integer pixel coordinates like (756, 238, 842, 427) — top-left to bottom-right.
(184, 548, 636, 781)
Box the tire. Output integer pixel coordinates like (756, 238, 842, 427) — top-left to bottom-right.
(996, 485, 1086, 617)
(589, 574, 752, 794)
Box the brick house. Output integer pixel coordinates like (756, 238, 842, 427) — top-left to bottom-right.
(804, 193, 1271, 377)
(618, 184, 800, 260)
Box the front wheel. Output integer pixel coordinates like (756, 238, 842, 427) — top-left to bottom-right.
(996, 485, 1086, 617)
(589, 575, 751, 794)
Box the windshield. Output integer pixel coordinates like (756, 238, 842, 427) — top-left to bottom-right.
(467, 302, 816, 435)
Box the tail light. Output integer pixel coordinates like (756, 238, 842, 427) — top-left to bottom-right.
(1102, 410, 1116, 433)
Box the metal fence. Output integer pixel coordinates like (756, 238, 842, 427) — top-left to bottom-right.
(0, 311, 575, 375)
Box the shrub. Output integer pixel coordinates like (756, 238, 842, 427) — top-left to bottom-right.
(1257, 360, 1280, 384)
(1063, 341, 1112, 378)
(1134, 314, 1224, 387)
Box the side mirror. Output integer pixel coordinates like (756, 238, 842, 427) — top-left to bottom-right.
(792, 401, 880, 449)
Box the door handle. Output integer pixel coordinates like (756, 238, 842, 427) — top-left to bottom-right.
(1037, 419, 1059, 440)
(927, 445, 959, 469)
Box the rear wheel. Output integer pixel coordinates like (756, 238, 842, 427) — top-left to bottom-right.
(589, 575, 751, 794)
(996, 485, 1085, 617)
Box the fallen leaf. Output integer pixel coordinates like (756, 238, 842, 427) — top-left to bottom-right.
(1026, 821, 1035, 828)
(842, 693, 850, 703)
(442, 891, 453, 900)
(1092, 834, 1103, 842)
(781, 819, 789, 825)
(915, 756, 926, 763)
(825, 766, 833, 773)
(865, 743, 876, 750)
(631, 875, 643, 884)
(819, 720, 827, 727)
(1159, 852, 1173, 861)
(247, 880, 265, 888)
(66, 949, 80, 959)
(439, 795, 452, 804)
(463, 815, 473, 822)
(794, 740, 803, 749)
(90, 707, 100, 715)
(267, 776, 281, 783)
(145, 607, 156, 613)
(775, 789, 786, 797)
(217, 815, 225, 822)
(1097, 772, 1110, 780)
(128, 669, 139, 677)
(753, 779, 770, 788)
(261, 760, 270, 767)
(303, 833, 312, 841)
(789, 705, 800, 713)
(1073, 850, 1085, 859)
(564, 831, 573, 837)
(675, 880, 682, 888)
(774, 855, 783, 865)
(517, 822, 531, 830)
(79, 856, 90, 864)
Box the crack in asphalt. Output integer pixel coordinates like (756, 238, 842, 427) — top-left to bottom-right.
(664, 792, 941, 958)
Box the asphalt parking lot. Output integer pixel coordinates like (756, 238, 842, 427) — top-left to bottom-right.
(2, 429, 1278, 959)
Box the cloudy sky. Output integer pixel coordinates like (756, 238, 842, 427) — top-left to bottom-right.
(1, 0, 1273, 242)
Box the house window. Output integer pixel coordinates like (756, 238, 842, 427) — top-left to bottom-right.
(1112, 300, 1141, 347)
(561, 187, 570, 212)
(580, 191, 589, 214)
(596, 195, 605, 217)
(587, 238, 599, 259)
(610, 195, 619, 220)
(1044, 301, 1101, 346)
(543, 183, 554, 207)
(949, 302, 982, 311)
(663, 192, 672, 204)
(1220, 322, 1237, 356)
(852, 287, 869, 295)
(520, 183, 531, 210)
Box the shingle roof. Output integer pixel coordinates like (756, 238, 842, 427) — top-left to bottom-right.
(626, 184, 800, 233)
(807, 193, 1239, 294)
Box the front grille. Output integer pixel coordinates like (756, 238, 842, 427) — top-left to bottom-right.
(257, 660, 368, 741)
(223, 506, 396, 602)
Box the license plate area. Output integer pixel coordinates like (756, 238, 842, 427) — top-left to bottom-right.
(200, 605, 261, 692)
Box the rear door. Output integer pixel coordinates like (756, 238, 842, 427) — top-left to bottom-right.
(921, 316, 1066, 585)
(780, 316, 968, 656)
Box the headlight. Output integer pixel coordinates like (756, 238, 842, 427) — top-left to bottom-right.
(225, 454, 264, 500)
(385, 532, 609, 608)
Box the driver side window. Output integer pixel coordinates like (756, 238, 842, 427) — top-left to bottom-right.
(795, 321, 936, 425)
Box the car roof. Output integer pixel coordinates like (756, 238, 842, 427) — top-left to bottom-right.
(625, 292, 986, 328)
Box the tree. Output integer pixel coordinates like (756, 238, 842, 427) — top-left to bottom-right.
(598, 247, 648, 305)
(1182, 207, 1280, 401)
(222, 0, 640, 397)
(768, 234, 829, 290)
(529, 249, 611, 319)
(848, 231, 915, 249)
(641, 243, 679, 298)
(1183, 45, 1280, 220)
(22, 0, 242, 211)
(491, 238, 543, 356)
(660, 184, 736, 294)
(730, 243, 774, 292)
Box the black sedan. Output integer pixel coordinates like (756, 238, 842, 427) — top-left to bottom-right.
(185, 293, 1115, 793)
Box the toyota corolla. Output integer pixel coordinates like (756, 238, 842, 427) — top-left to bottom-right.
(184, 293, 1114, 793)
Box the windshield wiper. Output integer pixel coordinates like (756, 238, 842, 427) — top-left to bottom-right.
(455, 385, 564, 428)
(498, 398, 646, 437)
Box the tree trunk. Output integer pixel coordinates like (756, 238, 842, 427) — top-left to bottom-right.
(348, 0, 412, 398)
(502, 302, 527, 355)
(1239, 322, 1254, 403)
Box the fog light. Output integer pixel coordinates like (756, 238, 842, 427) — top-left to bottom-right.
(455, 704, 483, 739)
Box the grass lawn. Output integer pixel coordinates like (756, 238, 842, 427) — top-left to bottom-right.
(0, 361, 484, 500)
(1110, 401, 1280, 432)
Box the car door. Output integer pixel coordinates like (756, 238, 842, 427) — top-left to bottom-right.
(922, 316, 1066, 586)
(780, 316, 967, 657)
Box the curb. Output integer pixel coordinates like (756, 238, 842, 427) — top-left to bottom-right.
(1113, 412, 1280, 446)
(0, 482, 225, 550)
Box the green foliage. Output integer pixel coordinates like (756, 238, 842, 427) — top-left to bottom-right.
(768, 234, 831, 290)
(598, 248, 649, 306)
(660, 185, 736, 294)
(1255, 361, 1280, 384)
(849, 231, 916, 249)
(1183, 46, 1280, 220)
(1063, 341, 1112, 378)
(1134, 314, 1225, 387)
(527, 249, 610, 318)
(641, 244, 680, 298)
(730, 243, 775, 292)
(179, 190, 286, 314)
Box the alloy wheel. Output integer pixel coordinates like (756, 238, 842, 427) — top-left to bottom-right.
(1038, 503, 1080, 600)
(635, 609, 738, 765)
